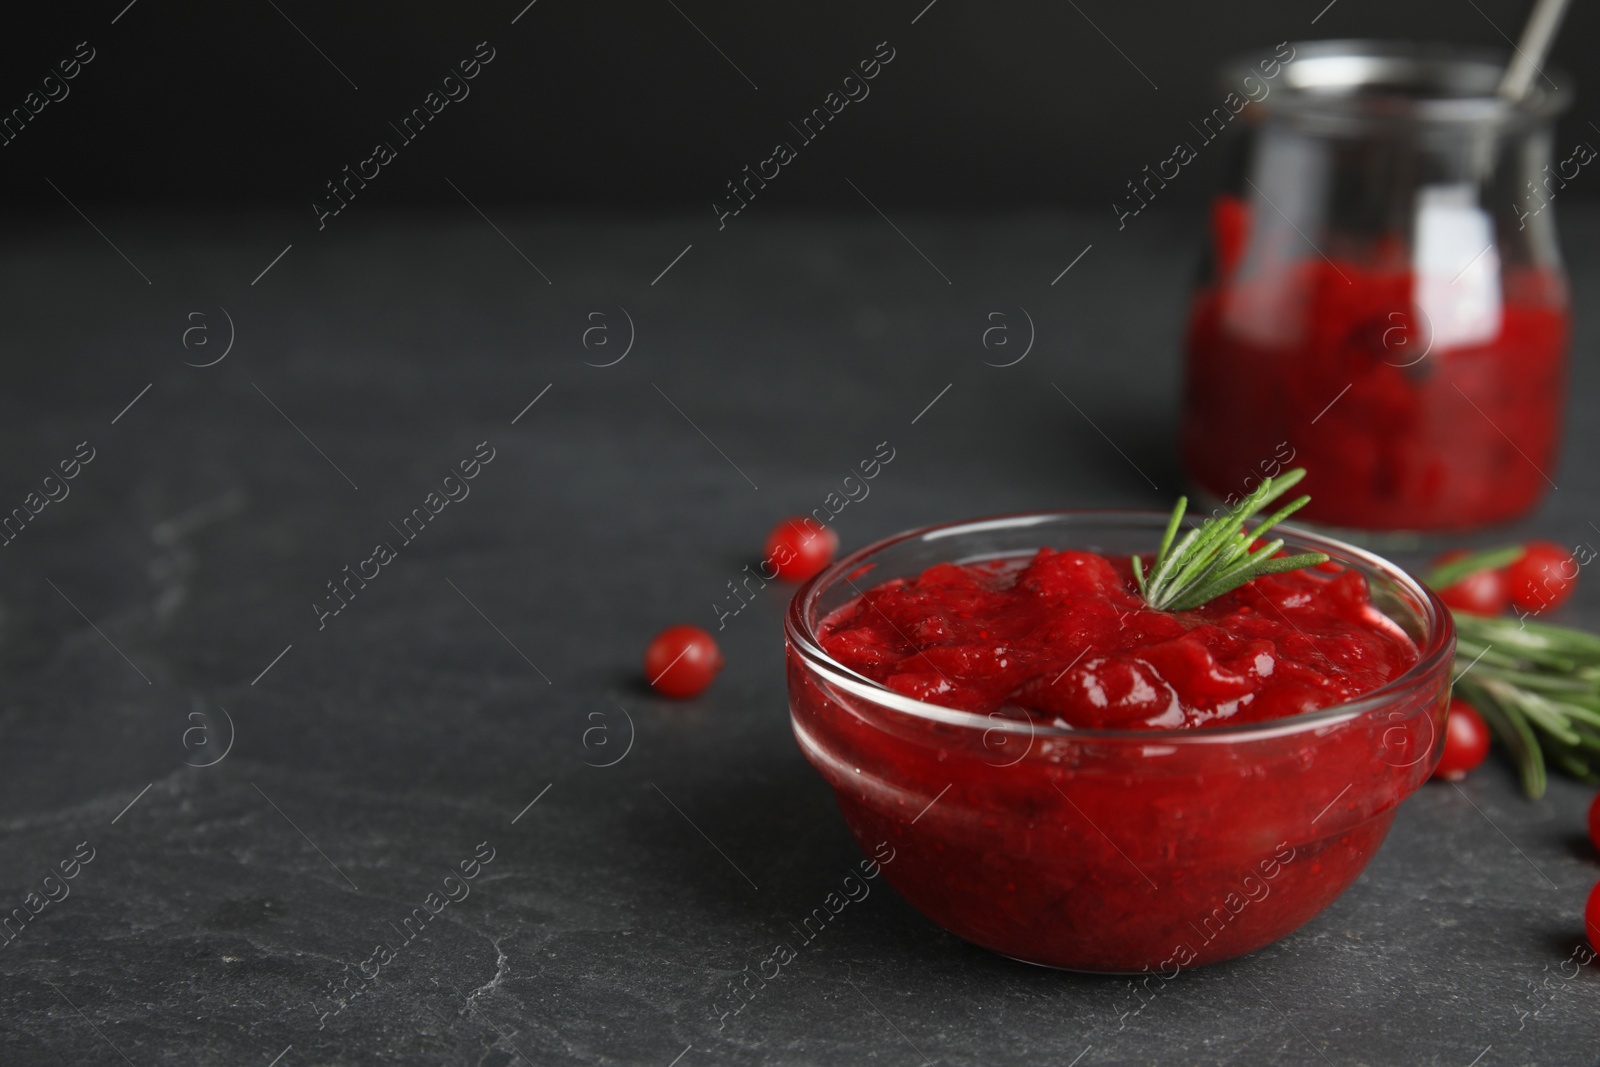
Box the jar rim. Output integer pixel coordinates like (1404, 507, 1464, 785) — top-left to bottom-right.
(1226, 39, 1571, 129)
(784, 509, 1457, 743)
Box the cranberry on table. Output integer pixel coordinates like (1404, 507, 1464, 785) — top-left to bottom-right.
(1507, 540, 1579, 613)
(1430, 549, 1511, 616)
(644, 625, 724, 698)
(1432, 699, 1491, 781)
(765, 518, 840, 582)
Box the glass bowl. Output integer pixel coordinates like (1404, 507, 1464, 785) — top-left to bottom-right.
(784, 511, 1454, 972)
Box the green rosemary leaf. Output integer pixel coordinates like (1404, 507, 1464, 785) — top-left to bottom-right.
(1160, 517, 1244, 597)
(1470, 668, 1594, 695)
(1554, 699, 1600, 730)
(1135, 469, 1329, 612)
(1238, 493, 1314, 550)
(1455, 614, 1600, 663)
(1421, 545, 1527, 590)
(1155, 499, 1186, 567)
(1167, 552, 1331, 612)
(1166, 539, 1257, 606)
(1155, 481, 1279, 592)
(1458, 676, 1547, 799)
(1447, 610, 1600, 797)
(1264, 466, 1309, 495)
(1551, 748, 1600, 784)
(1501, 685, 1582, 747)
(1452, 640, 1535, 673)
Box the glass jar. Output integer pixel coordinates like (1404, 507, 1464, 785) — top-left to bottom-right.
(1181, 41, 1572, 532)
(785, 511, 1453, 972)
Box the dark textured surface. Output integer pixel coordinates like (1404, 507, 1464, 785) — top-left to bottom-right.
(1, 208, 1597, 1066)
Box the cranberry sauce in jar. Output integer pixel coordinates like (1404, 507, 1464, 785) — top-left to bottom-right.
(1180, 41, 1572, 532)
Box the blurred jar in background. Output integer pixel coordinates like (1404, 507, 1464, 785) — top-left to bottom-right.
(1182, 41, 1572, 532)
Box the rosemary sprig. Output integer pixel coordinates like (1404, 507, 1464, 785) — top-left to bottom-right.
(1418, 546, 1600, 798)
(1451, 613, 1600, 799)
(1421, 544, 1526, 589)
(1134, 468, 1330, 612)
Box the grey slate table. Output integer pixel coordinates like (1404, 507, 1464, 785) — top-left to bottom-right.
(1, 207, 1597, 1066)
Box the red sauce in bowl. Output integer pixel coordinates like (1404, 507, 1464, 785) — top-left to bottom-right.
(786, 515, 1451, 972)
(820, 549, 1419, 730)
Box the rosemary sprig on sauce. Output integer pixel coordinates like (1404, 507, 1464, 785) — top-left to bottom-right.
(1134, 468, 1330, 612)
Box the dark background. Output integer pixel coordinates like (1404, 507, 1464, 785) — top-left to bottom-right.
(4, 3, 1600, 1065)
(1, 0, 1595, 217)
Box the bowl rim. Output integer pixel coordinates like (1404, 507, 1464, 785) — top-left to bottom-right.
(784, 508, 1456, 742)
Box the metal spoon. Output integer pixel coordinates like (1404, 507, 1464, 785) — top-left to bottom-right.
(1498, 0, 1570, 102)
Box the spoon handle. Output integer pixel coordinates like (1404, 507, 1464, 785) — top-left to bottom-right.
(1498, 0, 1571, 101)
